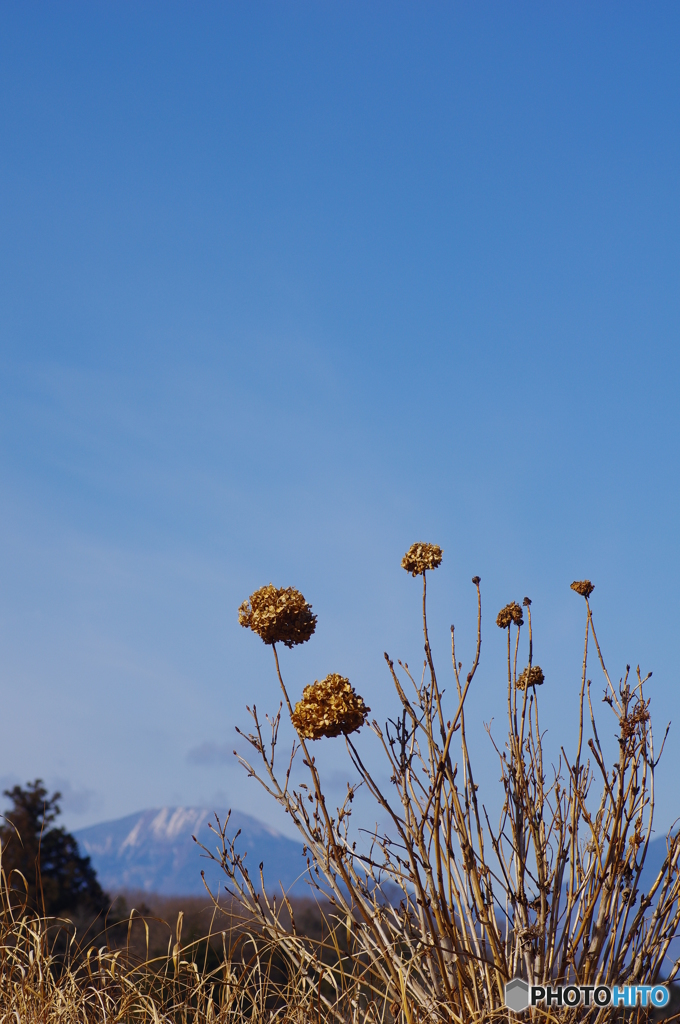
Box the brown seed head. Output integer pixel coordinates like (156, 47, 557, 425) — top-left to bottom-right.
(620, 702, 651, 742)
(401, 543, 443, 577)
(291, 674, 370, 740)
(571, 580, 595, 599)
(517, 665, 545, 690)
(238, 584, 317, 648)
(496, 602, 524, 629)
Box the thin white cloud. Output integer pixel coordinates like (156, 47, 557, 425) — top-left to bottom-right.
(187, 741, 233, 766)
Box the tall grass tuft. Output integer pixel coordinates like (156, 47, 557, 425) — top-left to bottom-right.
(0, 877, 382, 1021)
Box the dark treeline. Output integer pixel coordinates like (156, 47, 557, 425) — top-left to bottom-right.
(0, 780, 109, 918)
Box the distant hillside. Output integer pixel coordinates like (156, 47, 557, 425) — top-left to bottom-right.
(75, 807, 308, 896)
(75, 806, 675, 903)
(638, 831, 677, 897)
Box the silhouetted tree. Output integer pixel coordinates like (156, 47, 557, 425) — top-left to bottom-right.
(0, 780, 109, 916)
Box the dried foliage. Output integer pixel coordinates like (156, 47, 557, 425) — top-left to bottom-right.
(291, 673, 371, 740)
(516, 664, 545, 690)
(238, 584, 317, 648)
(6, 551, 677, 1022)
(401, 542, 443, 576)
(572, 580, 596, 599)
(210, 550, 680, 1024)
(496, 601, 524, 629)
(0, 877, 387, 1022)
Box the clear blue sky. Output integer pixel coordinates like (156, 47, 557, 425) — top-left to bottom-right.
(1, 2, 679, 838)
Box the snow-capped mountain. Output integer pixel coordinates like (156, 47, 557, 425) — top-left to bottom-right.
(75, 806, 307, 895)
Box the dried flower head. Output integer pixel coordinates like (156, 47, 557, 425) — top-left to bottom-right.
(517, 665, 545, 690)
(496, 602, 524, 629)
(620, 701, 651, 742)
(571, 580, 595, 599)
(401, 543, 443, 576)
(291, 674, 370, 740)
(238, 585, 317, 648)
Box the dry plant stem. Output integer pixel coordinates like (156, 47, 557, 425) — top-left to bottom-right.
(228, 643, 429, 1019)
(423, 571, 446, 749)
(558, 610, 591, 981)
(273, 646, 397, 959)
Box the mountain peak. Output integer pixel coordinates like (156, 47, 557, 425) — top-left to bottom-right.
(75, 806, 306, 895)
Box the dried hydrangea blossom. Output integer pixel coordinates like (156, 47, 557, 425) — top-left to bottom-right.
(496, 602, 524, 629)
(401, 543, 443, 577)
(517, 665, 545, 690)
(571, 580, 595, 599)
(291, 674, 370, 740)
(238, 584, 317, 649)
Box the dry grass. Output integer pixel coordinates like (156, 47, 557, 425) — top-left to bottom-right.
(0, 883, 385, 1022)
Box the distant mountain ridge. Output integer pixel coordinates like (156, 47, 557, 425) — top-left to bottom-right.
(75, 806, 675, 903)
(74, 806, 308, 895)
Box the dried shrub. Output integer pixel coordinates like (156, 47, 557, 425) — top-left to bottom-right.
(218, 554, 680, 1024)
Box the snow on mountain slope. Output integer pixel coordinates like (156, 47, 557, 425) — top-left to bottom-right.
(75, 807, 307, 895)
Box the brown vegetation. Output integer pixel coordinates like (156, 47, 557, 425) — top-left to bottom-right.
(1, 550, 678, 1021)
(216, 549, 680, 1021)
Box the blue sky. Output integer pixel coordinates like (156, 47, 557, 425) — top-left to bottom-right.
(1, 2, 679, 839)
